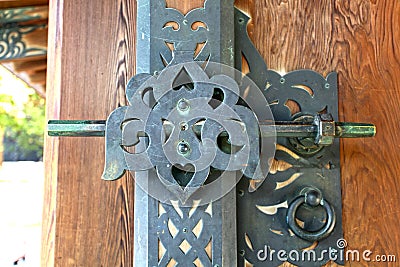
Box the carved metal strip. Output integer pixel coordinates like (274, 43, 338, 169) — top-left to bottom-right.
(0, 7, 47, 60)
(136, 0, 234, 74)
(0, 7, 44, 24)
(0, 24, 47, 60)
(134, 1, 237, 266)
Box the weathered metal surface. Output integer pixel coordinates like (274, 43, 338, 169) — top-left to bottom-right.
(287, 189, 336, 242)
(46, 3, 378, 267)
(235, 8, 345, 266)
(134, 1, 237, 266)
(48, 119, 375, 139)
(47, 120, 105, 137)
(335, 122, 376, 138)
(102, 54, 269, 204)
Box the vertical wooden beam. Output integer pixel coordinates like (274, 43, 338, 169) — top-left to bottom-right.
(41, 0, 62, 265)
(42, 0, 136, 266)
(165, 0, 205, 14)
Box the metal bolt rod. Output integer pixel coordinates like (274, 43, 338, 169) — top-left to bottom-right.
(48, 120, 376, 138)
(47, 120, 106, 137)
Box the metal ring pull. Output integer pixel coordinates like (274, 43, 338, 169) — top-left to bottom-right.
(287, 189, 336, 242)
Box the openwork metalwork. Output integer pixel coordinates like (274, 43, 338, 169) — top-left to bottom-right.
(0, 7, 42, 24)
(157, 202, 217, 266)
(134, 1, 238, 265)
(136, 0, 235, 74)
(235, 9, 344, 266)
(0, 7, 47, 60)
(46, 1, 377, 266)
(103, 51, 274, 204)
(0, 24, 46, 59)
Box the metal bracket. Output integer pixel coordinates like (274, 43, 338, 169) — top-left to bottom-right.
(47, 1, 376, 266)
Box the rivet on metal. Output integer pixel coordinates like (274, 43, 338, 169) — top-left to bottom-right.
(177, 98, 190, 112)
(177, 141, 190, 155)
(305, 189, 322, 207)
(180, 122, 188, 131)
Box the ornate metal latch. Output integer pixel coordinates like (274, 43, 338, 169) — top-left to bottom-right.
(48, 1, 375, 266)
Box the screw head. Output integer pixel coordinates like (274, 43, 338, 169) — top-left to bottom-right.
(177, 141, 190, 155)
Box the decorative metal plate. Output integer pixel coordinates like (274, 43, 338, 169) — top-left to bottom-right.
(44, 1, 378, 266)
(235, 9, 344, 266)
(134, 1, 238, 266)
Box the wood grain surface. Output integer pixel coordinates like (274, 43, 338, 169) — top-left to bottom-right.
(0, 0, 48, 8)
(43, 0, 399, 266)
(43, 0, 136, 266)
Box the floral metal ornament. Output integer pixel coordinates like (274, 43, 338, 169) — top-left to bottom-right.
(103, 51, 274, 204)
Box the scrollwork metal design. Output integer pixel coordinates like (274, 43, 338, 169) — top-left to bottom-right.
(0, 7, 41, 24)
(0, 7, 47, 60)
(103, 51, 270, 204)
(0, 25, 46, 60)
(235, 8, 344, 266)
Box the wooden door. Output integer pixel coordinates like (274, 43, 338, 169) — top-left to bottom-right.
(42, 0, 400, 266)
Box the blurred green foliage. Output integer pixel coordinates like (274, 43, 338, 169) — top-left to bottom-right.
(0, 94, 15, 123)
(0, 92, 45, 161)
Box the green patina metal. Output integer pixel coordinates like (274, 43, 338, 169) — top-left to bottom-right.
(47, 120, 105, 137)
(335, 122, 376, 138)
(48, 119, 376, 139)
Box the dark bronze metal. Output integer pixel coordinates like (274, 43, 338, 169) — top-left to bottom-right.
(287, 189, 336, 242)
(235, 8, 346, 266)
(133, 1, 237, 265)
(46, 2, 378, 266)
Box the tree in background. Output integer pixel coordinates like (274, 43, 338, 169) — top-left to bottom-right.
(0, 93, 16, 165)
(0, 67, 45, 164)
(3, 92, 45, 161)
